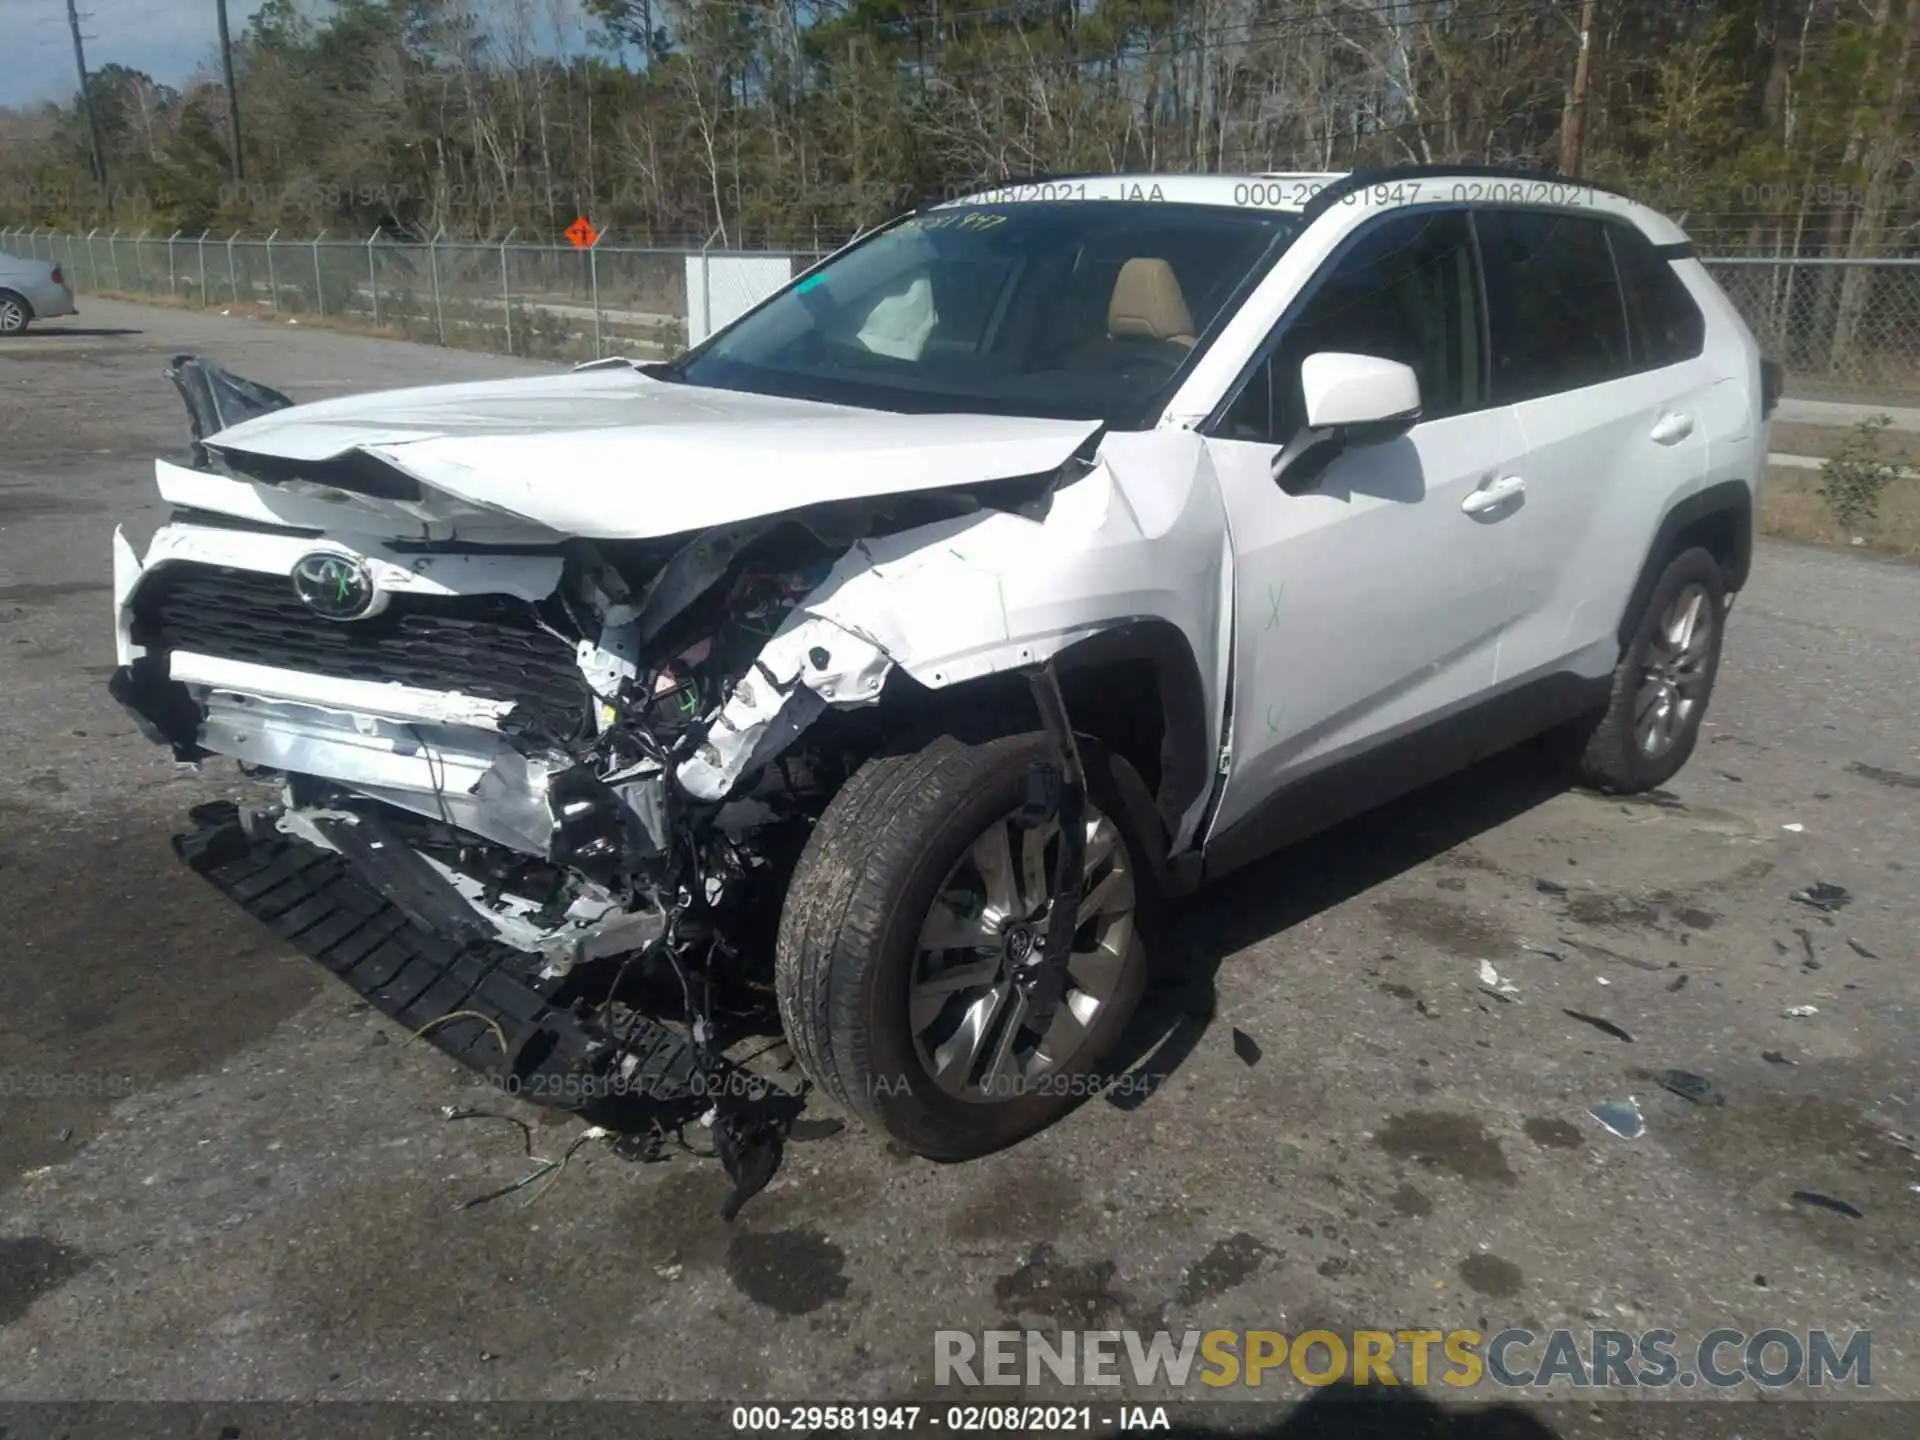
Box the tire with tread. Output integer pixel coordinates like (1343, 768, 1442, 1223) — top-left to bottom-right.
(1551, 545, 1727, 793)
(775, 727, 1156, 1160)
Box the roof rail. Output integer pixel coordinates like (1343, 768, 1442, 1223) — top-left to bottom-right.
(1300, 163, 1634, 222)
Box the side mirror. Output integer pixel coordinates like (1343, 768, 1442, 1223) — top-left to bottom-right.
(1273, 352, 1423, 495)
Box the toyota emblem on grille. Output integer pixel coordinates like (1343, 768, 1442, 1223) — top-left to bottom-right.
(290, 552, 377, 620)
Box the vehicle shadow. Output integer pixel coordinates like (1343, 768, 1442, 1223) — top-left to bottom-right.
(1164, 1380, 1563, 1438)
(1102, 743, 1572, 1109)
(22, 326, 145, 337)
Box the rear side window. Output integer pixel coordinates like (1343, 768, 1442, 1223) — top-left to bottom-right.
(1609, 226, 1706, 369)
(1476, 210, 1631, 401)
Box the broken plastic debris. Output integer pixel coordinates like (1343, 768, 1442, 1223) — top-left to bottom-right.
(1654, 1070, 1723, 1107)
(1789, 1191, 1863, 1220)
(1590, 1099, 1646, 1139)
(1782, 1005, 1820, 1019)
(1781, 823, 1805, 833)
(1231, 1028, 1263, 1066)
(1478, 960, 1519, 1000)
(1790, 882, 1852, 913)
(1563, 1009, 1635, 1043)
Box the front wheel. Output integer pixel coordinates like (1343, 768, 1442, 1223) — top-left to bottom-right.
(0, 293, 30, 336)
(1551, 545, 1727, 793)
(775, 729, 1155, 1160)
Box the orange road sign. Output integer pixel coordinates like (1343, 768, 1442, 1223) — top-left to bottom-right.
(564, 217, 599, 249)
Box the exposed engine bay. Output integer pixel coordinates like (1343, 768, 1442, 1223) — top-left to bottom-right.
(113, 357, 1179, 1217)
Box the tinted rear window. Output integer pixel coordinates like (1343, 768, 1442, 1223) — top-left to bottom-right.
(1476, 210, 1631, 402)
(1610, 226, 1706, 369)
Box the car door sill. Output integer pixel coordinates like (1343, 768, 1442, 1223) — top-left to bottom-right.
(1196, 669, 1611, 885)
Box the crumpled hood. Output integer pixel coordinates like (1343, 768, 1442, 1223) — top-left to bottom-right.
(202, 363, 1103, 540)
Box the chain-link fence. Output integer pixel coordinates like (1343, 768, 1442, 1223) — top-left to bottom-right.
(1704, 257, 1920, 403)
(3, 226, 1916, 400)
(0, 227, 835, 363)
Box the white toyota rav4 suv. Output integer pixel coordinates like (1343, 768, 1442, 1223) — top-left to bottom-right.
(113, 167, 1778, 1208)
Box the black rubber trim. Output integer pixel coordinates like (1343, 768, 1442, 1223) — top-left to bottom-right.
(1053, 618, 1211, 839)
(1615, 479, 1754, 647)
(310, 811, 498, 948)
(108, 659, 207, 760)
(173, 802, 714, 1119)
(1652, 241, 1695, 260)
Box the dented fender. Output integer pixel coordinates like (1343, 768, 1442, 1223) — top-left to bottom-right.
(695, 430, 1234, 847)
(676, 616, 893, 801)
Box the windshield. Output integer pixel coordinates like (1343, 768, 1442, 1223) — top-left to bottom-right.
(671, 202, 1297, 424)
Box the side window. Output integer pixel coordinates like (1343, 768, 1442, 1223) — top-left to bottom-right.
(1220, 209, 1484, 444)
(1609, 226, 1706, 370)
(1476, 210, 1631, 402)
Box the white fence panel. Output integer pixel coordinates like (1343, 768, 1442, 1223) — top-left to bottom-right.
(685, 255, 793, 345)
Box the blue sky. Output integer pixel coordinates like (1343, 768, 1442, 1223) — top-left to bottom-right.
(2, 0, 272, 107)
(1, 0, 600, 109)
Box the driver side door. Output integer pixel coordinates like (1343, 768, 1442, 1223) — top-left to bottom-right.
(1200, 207, 1531, 850)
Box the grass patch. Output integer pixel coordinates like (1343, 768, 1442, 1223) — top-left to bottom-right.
(1770, 420, 1920, 467)
(1761, 464, 1920, 557)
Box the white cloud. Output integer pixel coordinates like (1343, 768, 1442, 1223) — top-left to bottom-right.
(2, 0, 601, 109)
(1, 0, 271, 107)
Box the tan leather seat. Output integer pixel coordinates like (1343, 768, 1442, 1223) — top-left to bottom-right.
(1107, 258, 1197, 349)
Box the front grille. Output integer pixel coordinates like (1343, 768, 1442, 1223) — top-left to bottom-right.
(133, 562, 591, 739)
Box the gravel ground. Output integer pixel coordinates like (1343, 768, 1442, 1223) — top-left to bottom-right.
(0, 301, 1915, 1434)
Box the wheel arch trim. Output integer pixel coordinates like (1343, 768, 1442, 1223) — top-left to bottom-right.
(1615, 478, 1752, 649)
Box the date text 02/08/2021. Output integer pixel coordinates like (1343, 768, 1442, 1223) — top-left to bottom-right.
(729, 1405, 1171, 1433)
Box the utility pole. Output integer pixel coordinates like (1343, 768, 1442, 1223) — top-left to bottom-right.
(1558, 0, 1598, 175)
(65, 0, 109, 191)
(217, 0, 245, 183)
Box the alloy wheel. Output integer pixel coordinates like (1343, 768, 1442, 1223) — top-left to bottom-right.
(909, 804, 1136, 1103)
(1633, 582, 1714, 758)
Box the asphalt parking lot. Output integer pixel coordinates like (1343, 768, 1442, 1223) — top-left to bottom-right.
(1, 300, 1915, 1430)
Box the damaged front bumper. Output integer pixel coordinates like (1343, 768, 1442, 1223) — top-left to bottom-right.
(110, 512, 890, 966)
(174, 800, 798, 1206)
(109, 509, 891, 1212)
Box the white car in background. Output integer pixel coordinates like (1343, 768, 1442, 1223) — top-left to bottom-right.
(0, 250, 77, 334)
(111, 166, 1779, 1215)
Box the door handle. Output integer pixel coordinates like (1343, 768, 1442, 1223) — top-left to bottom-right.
(1650, 411, 1695, 445)
(1461, 475, 1526, 514)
